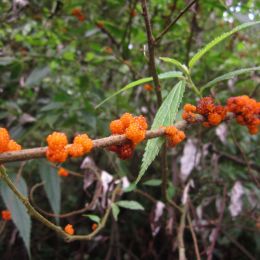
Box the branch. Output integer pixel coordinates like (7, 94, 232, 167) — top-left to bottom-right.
(178, 203, 188, 260)
(0, 165, 120, 242)
(155, 0, 198, 44)
(0, 113, 236, 164)
(141, 0, 162, 106)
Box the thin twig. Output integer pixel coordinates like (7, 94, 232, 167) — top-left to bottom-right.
(155, 0, 198, 44)
(0, 165, 120, 242)
(29, 178, 102, 218)
(178, 203, 188, 260)
(187, 212, 201, 260)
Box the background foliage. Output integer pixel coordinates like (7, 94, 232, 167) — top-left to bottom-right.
(0, 0, 259, 259)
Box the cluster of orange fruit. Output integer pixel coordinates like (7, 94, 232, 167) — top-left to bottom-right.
(0, 128, 22, 153)
(71, 7, 85, 22)
(46, 132, 93, 163)
(182, 96, 259, 134)
(227, 95, 260, 135)
(183, 97, 227, 128)
(108, 113, 148, 160)
(164, 126, 186, 147)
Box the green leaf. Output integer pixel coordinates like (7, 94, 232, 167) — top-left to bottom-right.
(136, 80, 186, 185)
(38, 161, 60, 223)
(189, 21, 260, 69)
(116, 200, 144, 210)
(201, 66, 260, 92)
(95, 71, 183, 108)
(160, 57, 189, 75)
(25, 66, 50, 87)
(82, 214, 101, 223)
(111, 203, 120, 221)
(0, 173, 31, 257)
(143, 179, 162, 187)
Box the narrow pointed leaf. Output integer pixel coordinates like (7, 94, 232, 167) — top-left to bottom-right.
(136, 80, 186, 185)
(201, 66, 260, 92)
(189, 21, 260, 68)
(160, 57, 189, 75)
(0, 173, 31, 257)
(95, 71, 183, 108)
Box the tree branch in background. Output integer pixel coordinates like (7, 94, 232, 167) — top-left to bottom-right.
(155, 0, 198, 44)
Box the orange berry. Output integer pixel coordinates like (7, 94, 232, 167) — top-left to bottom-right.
(7, 140, 22, 151)
(125, 123, 146, 144)
(248, 125, 258, 135)
(110, 119, 125, 134)
(120, 113, 134, 128)
(58, 167, 69, 177)
(165, 126, 178, 136)
(196, 97, 215, 115)
(130, 9, 137, 17)
(73, 134, 93, 153)
(0, 128, 10, 152)
(46, 132, 68, 150)
(77, 14, 85, 22)
(183, 104, 196, 113)
(1, 210, 11, 221)
(46, 148, 68, 163)
(64, 224, 74, 235)
(118, 142, 135, 160)
(92, 223, 98, 231)
(107, 145, 120, 153)
(143, 84, 153, 91)
(134, 115, 148, 130)
(71, 8, 82, 16)
(208, 113, 222, 126)
(182, 111, 197, 123)
(202, 122, 211, 128)
(68, 143, 84, 157)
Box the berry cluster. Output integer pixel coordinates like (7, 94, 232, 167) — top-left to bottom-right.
(182, 97, 227, 127)
(227, 95, 260, 135)
(1, 210, 11, 221)
(182, 96, 259, 134)
(108, 113, 148, 160)
(46, 132, 93, 163)
(0, 128, 22, 153)
(164, 126, 186, 147)
(71, 8, 85, 22)
(64, 224, 74, 235)
(196, 97, 227, 128)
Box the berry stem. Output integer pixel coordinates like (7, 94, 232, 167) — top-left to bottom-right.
(0, 113, 236, 164)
